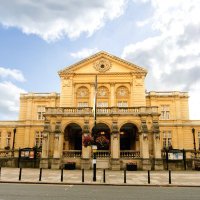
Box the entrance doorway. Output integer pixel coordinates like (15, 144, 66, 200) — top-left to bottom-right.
(120, 123, 138, 150)
(64, 123, 82, 150)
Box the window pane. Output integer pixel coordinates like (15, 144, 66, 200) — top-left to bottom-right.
(78, 102, 88, 107)
(97, 102, 108, 107)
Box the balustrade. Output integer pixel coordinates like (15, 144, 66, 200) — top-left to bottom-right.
(96, 150, 110, 158)
(120, 150, 140, 158)
(46, 106, 158, 116)
(62, 150, 82, 158)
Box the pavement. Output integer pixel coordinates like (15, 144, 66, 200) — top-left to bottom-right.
(0, 167, 200, 186)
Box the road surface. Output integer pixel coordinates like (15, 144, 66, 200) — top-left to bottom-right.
(0, 183, 200, 200)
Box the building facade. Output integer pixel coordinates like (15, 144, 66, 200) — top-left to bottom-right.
(0, 51, 200, 170)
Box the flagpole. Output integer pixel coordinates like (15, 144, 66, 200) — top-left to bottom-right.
(93, 74, 97, 182)
(94, 74, 97, 125)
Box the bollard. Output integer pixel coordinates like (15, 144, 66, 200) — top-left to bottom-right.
(169, 170, 171, 184)
(82, 169, 84, 183)
(39, 168, 42, 181)
(19, 168, 22, 181)
(148, 170, 150, 184)
(61, 168, 63, 182)
(183, 149, 186, 170)
(124, 169, 126, 183)
(103, 169, 106, 183)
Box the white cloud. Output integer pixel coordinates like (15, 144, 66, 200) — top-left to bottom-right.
(122, 0, 200, 119)
(0, 0, 127, 41)
(0, 67, 26, 120)
(70, 48, 99, 59)
(189, 81, 200, 120)
(0, 67, 26, 82)
(0, 81, 26, 120)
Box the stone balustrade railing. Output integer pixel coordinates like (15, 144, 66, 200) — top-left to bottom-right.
(62, 150, 140, 159)
(45, 106, 158, 116)
(120, 150, 140, 158)
(96, 150, 110, 158)
(62, 150, 82, 158)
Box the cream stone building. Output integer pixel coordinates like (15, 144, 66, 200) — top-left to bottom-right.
(0, 51, 200, 170)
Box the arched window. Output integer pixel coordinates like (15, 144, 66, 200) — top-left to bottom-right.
(76, 86, 89, 107)
(97, 86, 109, 107)
(116, 86, 129, 107)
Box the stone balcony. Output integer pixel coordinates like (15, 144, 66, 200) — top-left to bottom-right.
(45, 106, 159, 117)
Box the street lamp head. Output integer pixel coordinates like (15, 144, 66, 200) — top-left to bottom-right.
(192, 128, 195, 134)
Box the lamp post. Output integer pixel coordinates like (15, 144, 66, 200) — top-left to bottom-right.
(12, 128, 16, 156)
(192, 128, 197, 158)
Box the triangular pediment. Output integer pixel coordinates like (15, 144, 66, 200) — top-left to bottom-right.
(58, 51, 147, 76)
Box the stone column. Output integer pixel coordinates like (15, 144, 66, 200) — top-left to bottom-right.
(152, 120, 163, 170)
(110, 119, 120, 170)
(81, 119, 91, 169)
(40, 122, 50, 169)
(140, 120, 151, 170)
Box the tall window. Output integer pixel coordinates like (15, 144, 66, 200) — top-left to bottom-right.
(97, 102, 108, 107)
(116, 86, 129, 107)
(160, 105, 170, 120)
(35, 131, 43, 148)
(37, 106, 45, 120)
(97, 86, 109, 108)
(6, 132, 12, 148)
(76, 86, 89, 107)
(163, 131, 172, 148)
(198, 131, 200, 150)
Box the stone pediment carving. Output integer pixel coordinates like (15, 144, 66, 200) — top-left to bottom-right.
(58, 51, 147, 76)
(93, 58, 112, 72)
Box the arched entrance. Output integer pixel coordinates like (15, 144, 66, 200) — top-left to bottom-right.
(120, 123, 138, 150)
(64, 123, 82, 150)
(92, 123, 110, 150)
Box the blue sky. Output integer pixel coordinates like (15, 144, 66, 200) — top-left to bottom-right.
(0, 0, 200, 120)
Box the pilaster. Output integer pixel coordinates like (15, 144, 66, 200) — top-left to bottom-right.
(110, 83, 115, 106)
(110, 119, 120, 170)
(52, 121, 62, 169)
(81, 119, 91, 169)
(40, 121, 50, 169)
(152, 118, 163, 170)
(140, 119, 151, 170)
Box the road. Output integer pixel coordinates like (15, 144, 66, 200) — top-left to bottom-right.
(0, 183, 200, 200)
